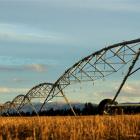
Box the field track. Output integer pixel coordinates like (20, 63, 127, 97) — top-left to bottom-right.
(0, 115, 139, 140)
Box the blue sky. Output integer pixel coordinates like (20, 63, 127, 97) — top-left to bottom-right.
(0, 0, 140, 103)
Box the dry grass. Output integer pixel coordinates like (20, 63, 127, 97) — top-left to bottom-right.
(0, 115, 139, 140)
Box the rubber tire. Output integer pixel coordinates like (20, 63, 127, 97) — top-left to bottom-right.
(98, 99, 117, 115)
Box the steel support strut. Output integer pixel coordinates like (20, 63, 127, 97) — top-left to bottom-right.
(129, 67, 140, 76)
(57, 85, 77, 116)
(27, 97, 39, 116)
(112, 48, 140, 103)
(1, 38, 139, 116)
(11, 105, 21, 116)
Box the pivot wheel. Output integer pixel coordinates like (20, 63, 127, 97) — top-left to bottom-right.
(98, 99, 118, 115)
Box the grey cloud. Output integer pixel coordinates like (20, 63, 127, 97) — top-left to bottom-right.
(25, 64, 47, 72)
(0, 65, 22, 72)
(0, 64, 47, 73)
(36, 0, 140, 12)
(0, 24, 70, 44)
(0, 56, 59, 66)
(11, 78, 28, 83)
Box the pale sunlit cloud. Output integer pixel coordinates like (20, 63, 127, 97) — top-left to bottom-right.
(92, 81, 140, 102)
(121, 83, 140, 97)
(0, 64, 47, 73)
(0, 23, 70, 44)
(0, 87, 28, 94)
(25, 64, 47, 72)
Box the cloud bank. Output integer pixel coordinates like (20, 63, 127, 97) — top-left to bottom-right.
(25, 64, 47, 72)
(0, 87, 28, 94)
(0, 64, 47, 73)
(94, 81, 140, 102)
(0, 23, 69, 44)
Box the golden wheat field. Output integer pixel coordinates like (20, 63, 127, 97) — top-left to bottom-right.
(0, 115, 139, 140)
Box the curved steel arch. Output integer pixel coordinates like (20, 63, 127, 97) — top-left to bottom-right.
(40, 38, 140, 113)
(2, 101, 12, 115)
(9, 94, 25, 115)
(0, 104, 4, 116)
(25, 82, 53, 100)
(12, 94, 25, 105)
(17, 82, 54, 115)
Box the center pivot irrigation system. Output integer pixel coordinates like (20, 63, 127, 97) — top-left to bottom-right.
(0, 38, 140, 116)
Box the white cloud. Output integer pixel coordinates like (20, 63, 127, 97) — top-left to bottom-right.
(0, 87, 28, 94)
(0, 54, 52, 73)
(121, 83, 140, 97)
(0, 23, 70, 44)
(25, 64, 47, 72)
(92, 81, 140, 102)
(0, 64, 47, 73)
(0, 31, 64, 44)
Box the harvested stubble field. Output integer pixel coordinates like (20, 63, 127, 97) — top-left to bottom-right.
(0, 115, 139, 140)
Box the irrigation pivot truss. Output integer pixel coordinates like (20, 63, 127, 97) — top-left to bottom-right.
(1, 38, 140, 116)
(39, 38, 140, 114)
(6, 83, 54, 116)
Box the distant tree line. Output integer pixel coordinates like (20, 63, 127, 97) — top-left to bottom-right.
(2, 102, 140, 116)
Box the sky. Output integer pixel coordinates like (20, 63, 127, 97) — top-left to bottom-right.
(0, 0, 140, 103)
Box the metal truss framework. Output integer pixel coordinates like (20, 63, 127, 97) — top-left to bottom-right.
(18, 82, 54, 115)
(1, 38, 140, 116)
(2, 83, 55, 115)
(10, 95, 25, 116)
(40, 38, 140, 113)
(1, 82, 76, 115)
(1, 101, 12, 116)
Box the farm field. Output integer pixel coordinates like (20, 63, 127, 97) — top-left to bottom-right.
(0, 115, 139, 140)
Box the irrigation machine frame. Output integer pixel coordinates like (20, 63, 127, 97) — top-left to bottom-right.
(1, 38, 140, 116)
